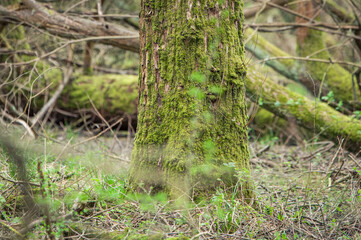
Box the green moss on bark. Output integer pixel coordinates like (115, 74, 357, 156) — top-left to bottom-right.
(130, 0, 251, 199)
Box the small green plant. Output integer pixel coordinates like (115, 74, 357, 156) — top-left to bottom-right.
(321, 91, 344, 110)
(353, 111, 361, 119)
(274, 231, 289, 240)
(321, 91, 335, 103)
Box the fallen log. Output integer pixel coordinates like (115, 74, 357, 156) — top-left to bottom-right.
(1, 69, 138, 119)
(245, 28, 361, 109)
(246, 70, 361, 152)
(57, 74, 138, 116)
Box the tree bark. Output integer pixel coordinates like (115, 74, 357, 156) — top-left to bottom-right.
(129, 0, 251, 198)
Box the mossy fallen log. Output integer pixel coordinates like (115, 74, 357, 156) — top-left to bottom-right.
(297, 29, 360, 108)
(245, 28, 361, 109)
(61, 74, 138, 115)
(246, 70, 361, 152)
(245, 28, 298, 82)
(22, 71, 139, 117)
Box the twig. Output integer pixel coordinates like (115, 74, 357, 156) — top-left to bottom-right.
(49, 56, 137, 75)
(256, 145, 270, 157)
(327, 174, 351, 188)
(0, 220, 25, 238)
(83, 206, 118, 221)
(0, 174, 40, 187)
(88, 95, 125, 148)
(72, 117, 123, 148)
(37, 148, 55, 240)
(254, 55, 361, 68)
(74, 13, 139, 18)
(246, 22, 358, 31)
(31, 67, 73, 127)
(349, 154, 361, 169)
(20, 213, 74, 234)
(1, 110, 36, 139)
(301, 141, 334, 161)
(326, 139, 344, 174)
(244, 0, 288, 19)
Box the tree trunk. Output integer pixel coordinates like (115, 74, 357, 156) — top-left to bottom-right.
(130, 0, 251, 198)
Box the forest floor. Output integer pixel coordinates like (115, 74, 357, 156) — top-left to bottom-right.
(0, 127, 361, 239)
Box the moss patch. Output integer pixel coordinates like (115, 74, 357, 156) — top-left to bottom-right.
(64, 74, 138, 114)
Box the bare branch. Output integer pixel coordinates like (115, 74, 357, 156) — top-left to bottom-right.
(244, 0, 288, 18)
(0, 35, 138, 67)
(247, 22, 359, 31)
(0, 3, 139, 52)
(31, 67, 73, 126)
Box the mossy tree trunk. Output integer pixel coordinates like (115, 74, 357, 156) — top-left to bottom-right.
(130, 0, 251, 198)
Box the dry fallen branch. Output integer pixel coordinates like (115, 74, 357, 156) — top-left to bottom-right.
(0, 3, 139, 52)
(1, 110, 36, 138)
(246, 22, 359, 31)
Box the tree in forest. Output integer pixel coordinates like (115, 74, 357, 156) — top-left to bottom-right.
(129, 0, 251, 199)
(1, 0, 361, 151)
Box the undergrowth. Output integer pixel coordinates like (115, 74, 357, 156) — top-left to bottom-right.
(0, 133, 361, 239)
